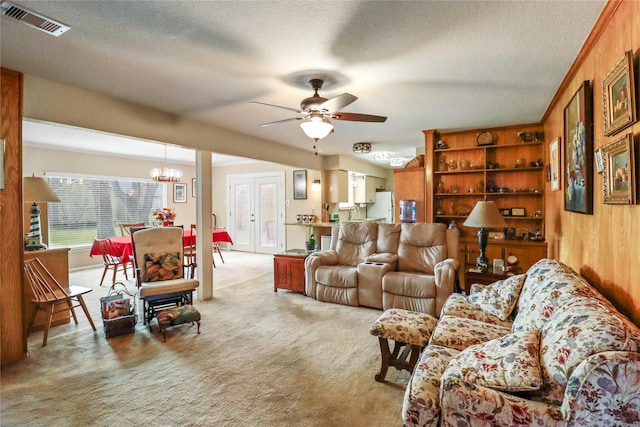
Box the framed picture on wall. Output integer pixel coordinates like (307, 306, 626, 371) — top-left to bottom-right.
(563, 80, 593, 214)
(192, 178, 196, 197)
(173, 183, 187, 203)
(601, 133, 636, 204)
(550, 137, 560, 191)
(293, 170, 307, 200)
(602, 51, 636, 136)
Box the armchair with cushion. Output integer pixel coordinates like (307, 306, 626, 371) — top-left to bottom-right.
(131, 227, 199, 325)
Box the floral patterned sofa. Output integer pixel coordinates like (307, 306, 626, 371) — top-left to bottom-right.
(402, 258, 640, 427)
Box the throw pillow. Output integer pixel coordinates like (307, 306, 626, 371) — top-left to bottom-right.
(142, 252, 183, 282)
(449, 330, 542, 392)
(467, 274, 526, 321)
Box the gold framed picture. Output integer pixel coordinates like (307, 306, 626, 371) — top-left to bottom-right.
(601, 133, 635, 205)
(602, 51, 636, 136)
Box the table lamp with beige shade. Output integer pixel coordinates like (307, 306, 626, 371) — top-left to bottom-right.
(463, 201, 507, 270)
(23, 175, 60, 251)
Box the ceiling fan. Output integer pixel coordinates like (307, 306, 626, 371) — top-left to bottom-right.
(250, 78, 387, 154)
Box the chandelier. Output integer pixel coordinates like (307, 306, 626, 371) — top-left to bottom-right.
(150, 145, 182, 182)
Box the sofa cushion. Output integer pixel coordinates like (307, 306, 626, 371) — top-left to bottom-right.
(512, 271, 602, 333)
(429, 315, 511, 351)
(335, 222, 378, 266)
(446, 330, 542, 392)
(441, 293, 514, 328)
(314, 265, 357, 288)
(397, 223, 447, 274)
(376, 223, 401, 254)
(468, 274, 526, 321)
(402, 345, 460, 427)
(538, 297, 639, 405)
(382, 272, 436, 298)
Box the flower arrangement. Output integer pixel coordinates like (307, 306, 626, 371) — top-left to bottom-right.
(153, 208, 176, 221)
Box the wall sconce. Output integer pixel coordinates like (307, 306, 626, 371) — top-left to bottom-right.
(312, 179, 321, 190)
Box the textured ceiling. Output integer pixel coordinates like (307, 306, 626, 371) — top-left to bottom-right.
(1, 1, 606, 168)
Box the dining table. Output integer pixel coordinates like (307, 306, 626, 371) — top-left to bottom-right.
(90, 229, 233, 261)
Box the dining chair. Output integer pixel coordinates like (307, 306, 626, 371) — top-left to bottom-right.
(120, 222, 145, 236)
(212, 213, 225, 267)
(24, 258, 97, 346)
(131, 226, 199, 326)
(94, 238, 132, 285)
(183, 224, 197, 279)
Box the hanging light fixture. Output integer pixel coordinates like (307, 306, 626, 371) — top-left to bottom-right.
(150, 145, 182, 182)
(300, 112, 334, 140)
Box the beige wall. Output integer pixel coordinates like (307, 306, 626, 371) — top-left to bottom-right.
(23, 146, 328, 268)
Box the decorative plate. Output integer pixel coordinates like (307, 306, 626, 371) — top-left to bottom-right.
(477, 131, 495, 146)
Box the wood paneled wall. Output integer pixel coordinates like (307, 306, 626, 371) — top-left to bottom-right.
(1, 67, 27, 366)
(542, 0, 640, 325)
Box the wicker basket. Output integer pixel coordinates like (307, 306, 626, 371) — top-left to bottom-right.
(100, 282, 137, 339)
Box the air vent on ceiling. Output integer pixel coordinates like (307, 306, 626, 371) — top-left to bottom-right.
(1, 1, 70, 36)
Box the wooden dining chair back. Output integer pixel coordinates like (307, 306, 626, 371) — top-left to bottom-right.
(212, 214, 225, 267)
(94, 238, 132, 286)
(120, 222, 145, 236)
(24, 258, 97, 346)
(183, 224, 197, 279)
(131, 226, 199, 325)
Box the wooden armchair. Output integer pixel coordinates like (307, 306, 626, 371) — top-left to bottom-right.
(131, 227, 199, 326)
(24, 258, 96, 346)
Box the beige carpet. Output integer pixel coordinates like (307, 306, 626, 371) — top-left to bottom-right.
(1, 251, 408, 426)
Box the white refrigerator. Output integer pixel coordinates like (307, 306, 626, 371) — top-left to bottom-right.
(367, 191, 394, 223)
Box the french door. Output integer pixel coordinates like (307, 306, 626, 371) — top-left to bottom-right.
(227, 172, 284, 254)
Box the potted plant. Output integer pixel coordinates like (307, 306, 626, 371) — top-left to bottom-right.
(305, 233, 316, 253)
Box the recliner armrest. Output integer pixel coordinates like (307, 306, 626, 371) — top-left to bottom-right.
(364, 252, 398, 265)
(308, 250, 338, 265)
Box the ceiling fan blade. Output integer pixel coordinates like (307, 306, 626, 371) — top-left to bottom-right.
(258, 117, 303, 127)
(319, 93, 357, 112)
(330, 112, 387, 122)
(249, 101, 302, 114)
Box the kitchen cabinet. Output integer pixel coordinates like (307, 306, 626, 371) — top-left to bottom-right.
(393, 167, 426, 223)
(353, 175, 378, 204)
(324, 169, 349, 203)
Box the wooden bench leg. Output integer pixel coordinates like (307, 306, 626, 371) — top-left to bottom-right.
(375, 337, 392, 382)
(375, 337, 424, 382)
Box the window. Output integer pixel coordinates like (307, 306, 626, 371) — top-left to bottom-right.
(46, 173, 164, 248)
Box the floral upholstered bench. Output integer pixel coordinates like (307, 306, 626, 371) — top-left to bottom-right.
(370, 308, 438, 382)
(155, 305, 201, 342)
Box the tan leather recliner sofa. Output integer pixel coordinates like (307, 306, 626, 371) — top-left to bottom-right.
(304, 221, 460, 317)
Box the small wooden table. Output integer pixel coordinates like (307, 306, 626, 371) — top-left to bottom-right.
(464, 265, 524, 295)
(273, 249, 309, 294)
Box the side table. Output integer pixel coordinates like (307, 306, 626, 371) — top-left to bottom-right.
(273, 249, 309, 294)
(464, 265, 524, 295)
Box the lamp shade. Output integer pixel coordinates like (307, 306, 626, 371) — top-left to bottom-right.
(300, 115, 333, 140)
(23, 177, 61, 202)
(463, 201, 507, 229)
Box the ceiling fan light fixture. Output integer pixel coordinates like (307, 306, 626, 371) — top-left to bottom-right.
(300, 114, 333, 140)
(352, 142, 371, 154)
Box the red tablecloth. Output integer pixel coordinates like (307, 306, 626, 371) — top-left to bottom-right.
(90, 229, 233, 260)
